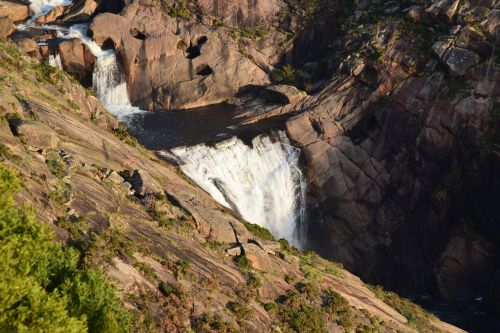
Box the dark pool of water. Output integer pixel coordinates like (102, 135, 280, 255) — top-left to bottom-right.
(125, 103, 285, 150)
(413, 295, 500, 333)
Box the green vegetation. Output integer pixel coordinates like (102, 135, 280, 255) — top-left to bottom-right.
(270, 64, 308, 91)
(0, 144, 11, 160)
(226, 301, 251, 319)
(368, 284, 439, 332)
(241, 220, 275, 241)
(230, 25, 270, 40)
(322, 289, 353, 328)
(172, 259, 190, 279)
(113, 124, 138, 147)
(166, 0, 191, 20)
(233, 255, 252, 272)
(46, 156, 65, 179)
(276, 290, 327, 333)
(0, 164, 130, 332)
(159, 281, 182, 297)
(432, 166, 462, 198)
(192, 313, 237, 333)
(66, 98, 80, 110)
(246, 272, 262, 289)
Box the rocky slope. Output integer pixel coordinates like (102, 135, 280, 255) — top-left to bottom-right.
(0, 28, 464, 332)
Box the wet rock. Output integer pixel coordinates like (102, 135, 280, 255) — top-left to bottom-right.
(11, 120, 60, 149)
(35, 0, 98, 25)
(0, 17, 13, 40)
(60, 0, 98, 24)
(35, 5, 66, 24)
(57, 38, 96, 86)
(0, 0, 31, 22)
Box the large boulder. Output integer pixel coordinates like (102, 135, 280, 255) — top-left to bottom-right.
(241, 243, 275, 272)
(35, 0, 98, 24)
(57, 38, 96, 87)
(35, 5, 66, 25)
(90, 3, 269, 110)
(129, 169, 163, 197)
(15, 37, 38, 54)
(425, 0, 460, 22)
(0, 0, 31, 22)
(0, 16, 13, 40)
(11, 120, 60, 150)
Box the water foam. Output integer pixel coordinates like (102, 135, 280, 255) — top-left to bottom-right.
(171, 132, 307, 247)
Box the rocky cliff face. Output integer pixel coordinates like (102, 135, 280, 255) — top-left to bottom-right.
(282, 0, 500, 311)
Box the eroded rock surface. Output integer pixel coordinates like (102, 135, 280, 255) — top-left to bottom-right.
(89, 3, 269, 110)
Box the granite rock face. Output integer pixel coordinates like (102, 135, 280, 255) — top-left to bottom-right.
(282, 0, 500, 311)
(89, 3, 269, 110)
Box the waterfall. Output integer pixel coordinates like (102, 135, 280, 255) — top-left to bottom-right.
(171, 132, 307, 247)
(48, 52, 62, 69)
(26, 22, 143, 121)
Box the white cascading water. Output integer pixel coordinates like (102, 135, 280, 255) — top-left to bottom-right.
(48, 53, 62, 69)
(171, 132, 307, 247)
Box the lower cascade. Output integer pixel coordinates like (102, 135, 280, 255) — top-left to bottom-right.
(171, 132, 307, 247)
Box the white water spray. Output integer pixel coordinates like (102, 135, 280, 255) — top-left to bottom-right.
(171, 132, 307, 247)
(48, 52, 62, 69)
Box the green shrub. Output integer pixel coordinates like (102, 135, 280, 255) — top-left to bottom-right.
(277, 290, 327, 333)
(159, 281, 182, 297)
(173, 259, 190, 279)
(367, 284, 438, 331)
(322, 289, 353, 328)
(233, 255, 252, 272)
(192, 313, 237, 333)
(226, 301, 251, 319)
(0, 144, 11, 160)
(113, 124, 137, 147)
(246, 272, 262, 289)
(278, 238, 290, 249)
(46, 158, 65, 179)
(242, 221, 275, 241)
(0, 164, 130, 332)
